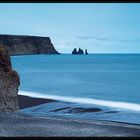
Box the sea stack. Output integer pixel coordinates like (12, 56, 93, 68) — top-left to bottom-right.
(85, 49, 88, 55)
(77, 48, 84, 54)
(72, 48, 84, 55)
(72, 48, 78, 54)
(0, 45, 20, 112)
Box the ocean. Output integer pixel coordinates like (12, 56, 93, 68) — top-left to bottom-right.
(11, 54, 140, 124)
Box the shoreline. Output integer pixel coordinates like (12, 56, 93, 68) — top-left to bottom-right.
(18, 94, 140, 126)
(0, 112, 140, 137)
(0, 95, 140, 136)
(18, 95, 55, 109)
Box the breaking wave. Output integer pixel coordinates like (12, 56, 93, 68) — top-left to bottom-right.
(19, 90, 140, 112)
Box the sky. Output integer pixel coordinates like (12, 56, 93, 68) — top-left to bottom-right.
(0, 3, 140, 53)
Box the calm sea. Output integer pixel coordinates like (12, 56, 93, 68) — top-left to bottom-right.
(11, 54, 140, 124)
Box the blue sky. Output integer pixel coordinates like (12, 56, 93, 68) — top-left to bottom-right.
(0, 3, 140, 53)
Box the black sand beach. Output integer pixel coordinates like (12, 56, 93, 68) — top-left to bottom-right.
(0, 95, 139, 137)
(18, 95, 55, 109)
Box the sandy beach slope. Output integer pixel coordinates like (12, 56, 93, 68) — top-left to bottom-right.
(18, 95, 55, 109)
(0, 95, 140, 137)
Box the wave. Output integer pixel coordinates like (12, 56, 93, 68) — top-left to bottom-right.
(19, 90, 140, 112)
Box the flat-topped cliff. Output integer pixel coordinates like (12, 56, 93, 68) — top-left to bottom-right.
(0, 34, 59, 55)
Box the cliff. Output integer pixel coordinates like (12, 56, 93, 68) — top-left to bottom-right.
(0, 45, 20, 112)
(0, 34, 59, 55)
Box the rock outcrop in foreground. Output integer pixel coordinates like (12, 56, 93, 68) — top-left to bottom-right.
(0, 45, 20, 112)
(0, 34, 59, 55)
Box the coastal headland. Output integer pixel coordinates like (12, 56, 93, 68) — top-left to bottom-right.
(0, 34, 59, 55)
(0, 38, 140, 137)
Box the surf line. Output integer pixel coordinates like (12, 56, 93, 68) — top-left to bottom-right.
(19, 90, 140, 112)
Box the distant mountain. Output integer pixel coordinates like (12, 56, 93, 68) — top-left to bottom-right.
(0, 34, 60, 55)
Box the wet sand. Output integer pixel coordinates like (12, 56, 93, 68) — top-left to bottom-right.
(18, 95, 55, 109)
(18, 95, 104, 113)
(0, 95, 140, 137)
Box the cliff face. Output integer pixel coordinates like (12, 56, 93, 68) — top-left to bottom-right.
(0, 35, 59, 55)
(0, 45, 20, 112)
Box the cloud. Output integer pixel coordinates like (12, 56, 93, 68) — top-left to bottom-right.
(77, 35, 140, 43)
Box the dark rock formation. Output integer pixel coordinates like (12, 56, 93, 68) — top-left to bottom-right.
(72, 48, 78, 54)
(72, 48, 84, 55)
(85, 49, 88, 55)
(77, 48, 84, 54)
(0, 45, 20, 112)
(0, 34, 59, 55)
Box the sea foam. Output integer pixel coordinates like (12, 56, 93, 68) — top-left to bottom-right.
(19, 90, 140, 112)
